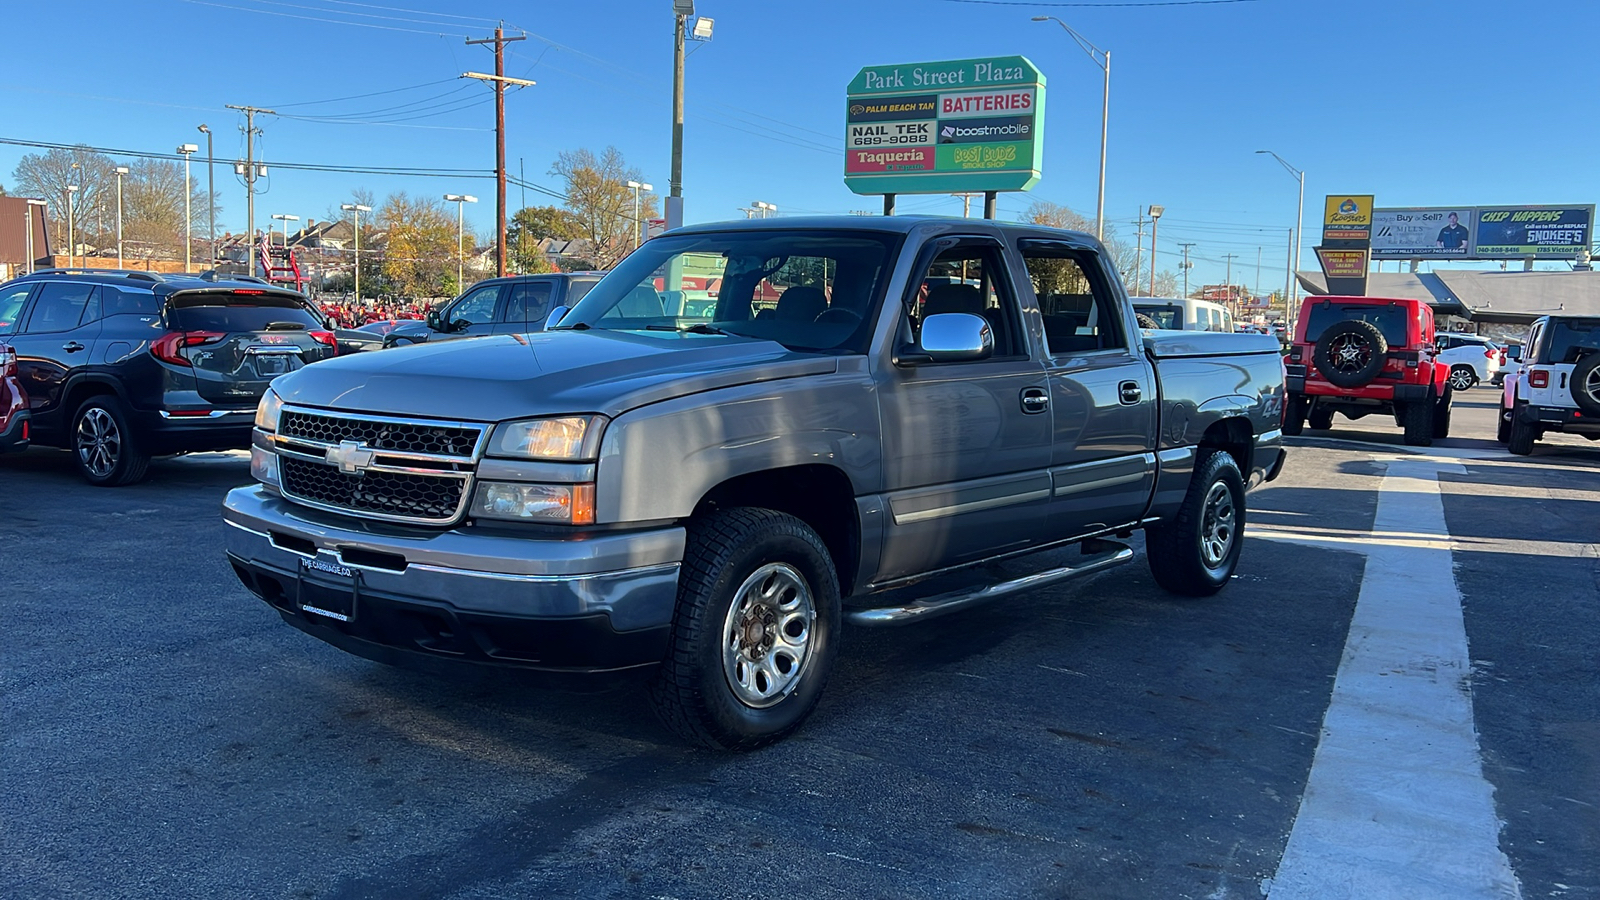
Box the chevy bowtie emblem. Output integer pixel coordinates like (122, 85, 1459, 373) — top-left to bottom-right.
(325, 440, 375, 475)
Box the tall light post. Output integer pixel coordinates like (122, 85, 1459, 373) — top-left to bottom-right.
(1256, 150, 1305, 325)
(112, 166, 129, 269)
(271, 214, 299, 248)
(25, 198, 47, 274)
(65, 184, 79, 268)
(752, 201, 777, 219)
(1148, 204, 1164, 292)
(340, 203, 372, 305)
(198, 125, 215, 266)
(1033, 16, 1109, 241)
(177, 143, 198, 272)
(443, 194, 477, 289)
(625, 180, 652, 251)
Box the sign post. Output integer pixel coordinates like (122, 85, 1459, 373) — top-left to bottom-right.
(845, 57, 1046, 215)
(1316, 194, 1373, 296)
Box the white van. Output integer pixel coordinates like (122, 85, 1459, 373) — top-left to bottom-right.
(1132, 297, 1234, 333)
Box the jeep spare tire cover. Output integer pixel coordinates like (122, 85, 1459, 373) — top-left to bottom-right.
(1313, 319, 1388, 388)
(1571, 353, 1600, 416)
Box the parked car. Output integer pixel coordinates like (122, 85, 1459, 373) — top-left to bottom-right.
(1492, 340, 1523, 387)
(1434, 331, 1502, 390)
(383, 272, 606, 347)
(1499, 315, 1600, 454)
(0, 268, 336, 485)
(354, 319, 412, 336)
(0, 342, 29, 453)
(1132, 296, 1234, 332)
(225, 215, 1287, 750)
(1282, 295, 1452, 445)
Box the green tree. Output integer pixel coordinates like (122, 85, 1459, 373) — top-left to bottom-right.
(376, 191, 456, 297)
(508, 205, 581, 273)
(550, 147, 658, 269)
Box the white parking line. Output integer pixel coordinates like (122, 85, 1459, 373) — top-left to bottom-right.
(1263, 458, 1523, 900)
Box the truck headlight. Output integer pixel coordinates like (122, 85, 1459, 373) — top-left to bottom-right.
(255, 389, 283, 432)
(472, 482, 595, 525)
(488, 415, 605, 460)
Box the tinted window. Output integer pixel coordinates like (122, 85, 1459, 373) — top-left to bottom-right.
(566, 279, 601, 305)
(102, 287, 162, 317)
(909, 242, 1022, 357)
(168, 294, 321, 332)
(1135, 306, 1181, 330)
(1305, 303, 1409, 346)
(23, 281, 96, 333)
(0, 283, 33, 336)
(447, 284, 501, 326)
(77, 286, 103, 326)
(1022, 245, 1127, 354)
(564, 231, 897, 354)
(1544, 320, 1600, 364)
(503, 281, 553, 325)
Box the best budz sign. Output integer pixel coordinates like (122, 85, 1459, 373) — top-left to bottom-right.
(845, 57, 1046, 195)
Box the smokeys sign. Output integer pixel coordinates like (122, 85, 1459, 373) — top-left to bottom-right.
(845, 56, 1046, 195)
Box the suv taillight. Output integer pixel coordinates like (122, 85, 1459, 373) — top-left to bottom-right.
(1289, 345, 1303, 362)
(0, 347, 15, 379)
(1485, 347, 1497, 360)
(1529, 369, 1549, 388)
(1498, 349, 1507, 365)
(309, 330, 338, 355)
(151, 331, 225, 366)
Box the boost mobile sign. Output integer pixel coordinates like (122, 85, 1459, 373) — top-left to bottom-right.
(1371, 205, 1595, 260)
(845, 56, 1046, 195)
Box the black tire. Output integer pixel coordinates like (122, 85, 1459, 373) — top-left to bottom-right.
(1146, 451, 1246, 597)
(1135, 313, 1160, 330)
(1432, 383, 1454, 439)
(1496, 403, 1511, 443)
(1313, 319, 1387, 388)
(1401, 398, 1434, 447)
(1507, 404, 1536, 456)
(1571, 354, 1600, 416)
(648, 508, 841, 751)
(1308, 406, 1334, 430)
(72, 397, 151, 486)
(1282, 393, 1307, 436)
(1448, 365, 1478, 392)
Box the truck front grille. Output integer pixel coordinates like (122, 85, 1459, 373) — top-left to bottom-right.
(280, 409, 481, 457)
(280, 457, 468, 524)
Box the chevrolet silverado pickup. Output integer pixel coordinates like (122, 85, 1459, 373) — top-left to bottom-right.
(223, 216, 1288, 750)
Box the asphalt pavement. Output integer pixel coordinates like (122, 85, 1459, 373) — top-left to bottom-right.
(1, 384, 1595, 899)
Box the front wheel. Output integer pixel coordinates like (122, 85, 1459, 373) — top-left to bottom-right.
(1145, 450, 1246, 597)
(649, 508, 841, 750)
(73, 397, 151, 486)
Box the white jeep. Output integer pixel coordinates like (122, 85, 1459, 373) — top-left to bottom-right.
(1499, 316, 1600, 454)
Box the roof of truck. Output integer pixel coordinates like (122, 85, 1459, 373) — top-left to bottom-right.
(668, 214, 1099, 242)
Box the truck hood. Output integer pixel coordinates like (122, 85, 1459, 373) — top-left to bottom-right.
(268, 329, 840, 422)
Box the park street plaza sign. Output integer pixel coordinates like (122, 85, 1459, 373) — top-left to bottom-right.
(845, 56, 1046, 195)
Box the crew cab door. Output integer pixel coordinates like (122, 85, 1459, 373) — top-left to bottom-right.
(493, 278, 555, 333)
(873, 236, 1053, 582)
(1016, 239, 1157, 537)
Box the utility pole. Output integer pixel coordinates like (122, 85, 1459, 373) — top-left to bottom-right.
(1132, 209, 1146, 295)
(1221, 252, 1237, 298)
(465, 25, 529, 277)
(1255, 246, 1262, 301)
(1178, 242, 1196, 299)
(952, 192, 978, 218)
(226, 104, 274, 277)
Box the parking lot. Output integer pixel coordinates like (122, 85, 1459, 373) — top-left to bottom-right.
(2, 387, 1596, 899)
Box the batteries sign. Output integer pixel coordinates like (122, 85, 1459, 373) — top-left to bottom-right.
(845, 57, 1046, 195)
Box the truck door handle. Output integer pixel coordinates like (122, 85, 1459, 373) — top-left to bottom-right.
(1119, 381, 1142, 405)
(62, 341, 85, 353)
(1020, 387, 1049, 414)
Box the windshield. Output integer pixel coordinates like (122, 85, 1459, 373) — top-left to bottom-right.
(561, 230, 901, 353)
(1305, 303, 1410, 347)
(1544, 320, 1600, 364)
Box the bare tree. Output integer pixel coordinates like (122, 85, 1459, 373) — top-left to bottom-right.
(377, 192, 456, 297)
(550, 147, 658, 269)
(12, 147, 116, 253)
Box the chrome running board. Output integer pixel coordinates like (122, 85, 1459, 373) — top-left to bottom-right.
(846, 540, 1134, 627)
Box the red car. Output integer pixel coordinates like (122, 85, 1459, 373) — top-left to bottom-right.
(1282, 295, 1452, 446)
(0, 342, 29, 453)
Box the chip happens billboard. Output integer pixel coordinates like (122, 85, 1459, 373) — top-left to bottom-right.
(845, 57, 1045, 195)
(1371, 205, 1594, 260)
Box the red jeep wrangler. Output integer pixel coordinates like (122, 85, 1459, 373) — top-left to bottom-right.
(1282, 295, 1452, 446)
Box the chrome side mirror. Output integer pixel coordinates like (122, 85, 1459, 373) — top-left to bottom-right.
(919, 312, 993, 363)
(543, 305, 570, 330)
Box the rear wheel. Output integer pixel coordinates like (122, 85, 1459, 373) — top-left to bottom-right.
(1449, 366, 1478, 391)
(73, 397, 151, 486)
(1507, 405, 1536, 456)
(1432, 383, 1454, 439)
(1146, 451, 1246, 597)
(1308, 407, 1334, 430)
(1401, 398, 1434, 447)
(1282, 393, 1307, 436)
(649, 508, 840, 750)
(1496, 403, 1511, 443)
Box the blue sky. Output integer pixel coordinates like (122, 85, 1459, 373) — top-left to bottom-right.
(2, 0, 1595, 291)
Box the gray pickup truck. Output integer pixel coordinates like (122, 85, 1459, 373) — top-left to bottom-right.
(224, 216, 1286, 750)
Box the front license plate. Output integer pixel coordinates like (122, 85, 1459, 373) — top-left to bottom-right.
(298, 556, 357, 622)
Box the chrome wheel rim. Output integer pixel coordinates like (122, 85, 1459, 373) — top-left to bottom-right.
(76, 408, 121, 478)
(722, 562, 816, 709)
(1199, 482, 1236, 568)
(1450, 367, 1475, 390)
(1582, 367, 1600, 406)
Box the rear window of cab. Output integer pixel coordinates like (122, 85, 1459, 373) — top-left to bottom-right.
(168, 292, 321, 332)
(1305, 302, 1411, 347)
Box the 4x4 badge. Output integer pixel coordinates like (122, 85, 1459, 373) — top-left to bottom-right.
(325, 440, 375, 475)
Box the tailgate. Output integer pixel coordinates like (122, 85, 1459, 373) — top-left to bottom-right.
(167, 292, 334, 405)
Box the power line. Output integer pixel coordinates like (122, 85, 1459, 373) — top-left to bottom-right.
(178, 0, 472, 37)
(0, 136, 491, 178)
(268, 77, 458, 109)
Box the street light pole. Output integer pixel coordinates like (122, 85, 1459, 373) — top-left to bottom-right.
(25, 198, 47, 274)
(198, 125, 215, 265)
(1148, 204, 1164, 292)
(113, 166, 129, 269)
(443, 194, 478, 289)
(341, 203, 372, 306)
(1033, 15, 1109, 241)
(65, 184, 79, 269)
(625, 180, 652, 251)
(271, 213, 299, 251)
(1256, 150, 1305, 325)
(753, 201, 777, 218)
(178, 144, 198, 272)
